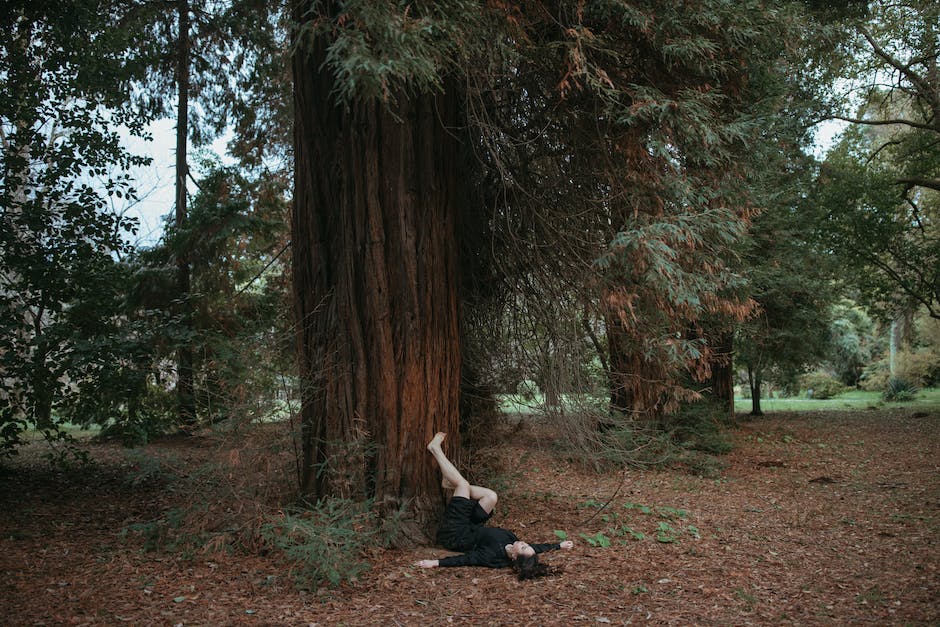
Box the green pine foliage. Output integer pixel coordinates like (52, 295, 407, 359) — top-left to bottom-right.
(261, 499, 379, 590)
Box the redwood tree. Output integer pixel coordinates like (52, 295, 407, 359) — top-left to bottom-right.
(290, 2, 466, 530)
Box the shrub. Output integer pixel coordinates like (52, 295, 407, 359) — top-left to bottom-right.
(798, 371, 848, 399)
(859, 359, 890, 391)
(261, 499, 376, 590)
(882, 377, 919, 402)
(515, 379, 540, 401)
(671, 398, 733, 455)
(897, 349, 940, 388)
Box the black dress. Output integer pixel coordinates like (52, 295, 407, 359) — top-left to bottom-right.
(436, 496, 561, 568)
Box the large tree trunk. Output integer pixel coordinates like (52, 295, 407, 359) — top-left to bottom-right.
(291, 5, 463, 537)
(708, 331, 735, 421)
(605, 307, 667, 426)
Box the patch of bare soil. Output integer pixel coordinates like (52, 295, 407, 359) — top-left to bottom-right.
(1, 410, 937, 625)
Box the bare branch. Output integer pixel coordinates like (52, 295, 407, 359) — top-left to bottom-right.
(858, 26, 940, 121)
(831, 114, 938, 133)
(896, 177, 940, 193)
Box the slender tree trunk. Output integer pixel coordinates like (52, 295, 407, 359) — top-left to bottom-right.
(291, 2, 463, 537)
(175, 0, 195, 429)
(748, 366, 763, 416)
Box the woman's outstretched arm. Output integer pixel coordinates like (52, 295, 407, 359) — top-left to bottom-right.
(415, 559, 439, 568)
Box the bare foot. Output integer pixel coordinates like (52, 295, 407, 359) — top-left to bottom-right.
(427, 432, 446, 451)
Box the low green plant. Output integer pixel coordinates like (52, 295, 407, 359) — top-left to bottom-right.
(617, 501, 701, 543)
(736, 588, 758, 610)
(122, 449, 178, 487)
(261, 498, 376, 590)
(617, 525, 645, 541)
(578, 531, 612, 547)
(655, 521, 679, 543)
(123, 506, 205, 555)
(882, 377, 919, 402)
(672, 398, 734, 455)
(856, 586, 887, 606)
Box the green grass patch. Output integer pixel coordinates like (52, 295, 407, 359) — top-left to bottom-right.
(734, 388, 940, 413)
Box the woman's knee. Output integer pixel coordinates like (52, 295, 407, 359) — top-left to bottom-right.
(477, 488, 498, 513)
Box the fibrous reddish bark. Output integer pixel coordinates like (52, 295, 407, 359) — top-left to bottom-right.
(291, 5, 463, 536)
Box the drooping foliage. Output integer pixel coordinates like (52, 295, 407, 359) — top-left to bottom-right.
(455, 0, 811, 424)
(810, 123, 940, 320)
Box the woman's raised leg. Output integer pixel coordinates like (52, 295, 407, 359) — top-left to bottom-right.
(427, 433, 498, 513)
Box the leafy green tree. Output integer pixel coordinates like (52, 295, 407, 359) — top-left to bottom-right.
(168, 162, 290, 425)
(736, 206, 836, 415)
(811, 125, 939, 320)
(810, 0, 940, 320)
(825, 0, 940, 196)
(0, 2, 144, 456)
(826, 299, 880, 386)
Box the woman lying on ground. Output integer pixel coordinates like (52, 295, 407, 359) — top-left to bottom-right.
(414, 432, 574, 580)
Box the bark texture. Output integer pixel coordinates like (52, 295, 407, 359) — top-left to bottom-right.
(708, 331, 735, 420)
(291, 10, 463, 536)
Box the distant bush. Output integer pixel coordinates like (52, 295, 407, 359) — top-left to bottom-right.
(882, 377, 919, 402)
(898, 349, 940, 388)
(859, 360, 890, 391)
(798, 371, 848, 399)
(861, 349, 940, 391)
(515, 379, 540, 401)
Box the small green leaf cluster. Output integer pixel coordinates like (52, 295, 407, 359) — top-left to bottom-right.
(123, 505, 206, 557)
(576, 500, 701, 547)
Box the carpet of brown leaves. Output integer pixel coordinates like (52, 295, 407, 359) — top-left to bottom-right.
(1, 409, 937, 626)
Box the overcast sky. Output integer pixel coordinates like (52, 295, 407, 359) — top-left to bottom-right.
(122, 118, 232, 247)
(123, 117, 847, 247)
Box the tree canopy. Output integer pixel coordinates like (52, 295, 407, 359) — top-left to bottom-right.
(1, 1, 937, 531)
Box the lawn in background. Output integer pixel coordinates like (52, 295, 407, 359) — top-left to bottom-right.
(734, 388, 940, 413)
(499, 388, 940, 415)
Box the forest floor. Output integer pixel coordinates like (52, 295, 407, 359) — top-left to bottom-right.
(1, 408, 938, 626)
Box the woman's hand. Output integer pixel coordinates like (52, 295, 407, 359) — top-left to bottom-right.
(560, 540, 574, 550)
(414, 559, 439, 568)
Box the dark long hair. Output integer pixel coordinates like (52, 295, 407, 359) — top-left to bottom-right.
(512, 554, 560, 581)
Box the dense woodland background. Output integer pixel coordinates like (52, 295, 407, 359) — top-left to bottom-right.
(2, 0, 939, 613)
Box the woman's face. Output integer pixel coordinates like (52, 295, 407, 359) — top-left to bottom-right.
(505, 541, 535, 559)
